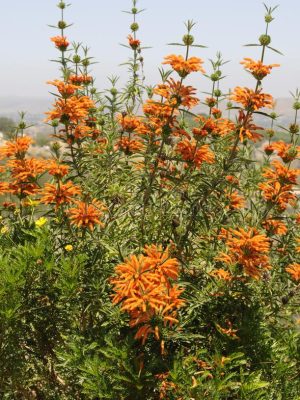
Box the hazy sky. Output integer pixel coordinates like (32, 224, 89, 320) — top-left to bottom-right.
(1, 0, 300, 100)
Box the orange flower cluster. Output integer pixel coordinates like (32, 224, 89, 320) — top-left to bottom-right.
(176, 140, 215, 169)
(265, 141, 300, 163)
(225, 190, 245, 210)
(111, 245, 185, 344)
(50, 36, 70, 50)
(0, 136, 47, 198)
(154, 78, 199, 109)
(262, 218, 287, 236)
(127, 34, 140, 50)
(117, 114, 141, 133)
(217, 228, 271, 279)
(0, 136, 33, 159)
(240, 58, 279, 80)
(69, 75, 93, 85)
(115, 137, 144, 154)
(40, 181, 81, 208)
(209, 268, 233, 282)
(46, 95, 95, 124)
(67, 199, 106, 230)
(285, 263, 300, 281)
(47, 80, 80, 98)
(47, 161, 69, 179)
(231, 87, 273, 110)
(259, 161, 299, 210)
(163, 54, 205, 77)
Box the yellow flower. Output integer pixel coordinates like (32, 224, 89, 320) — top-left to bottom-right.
(1, 226, 9, 234)
(65, 244, 73, 252)
(35, 217, 48, 228)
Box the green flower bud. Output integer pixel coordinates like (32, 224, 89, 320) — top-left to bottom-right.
(214, 89, 222, 97)
(210, 71, 221, 82)
(259, 34, 271, 46)
(293, 101, 300, 110)
(227, 101, 233, 108)
(110, 88, 118, 96)
(182, 34, 194, 46)
(18, 121, 26, 130)
(82, 59, 90, 67)
(57, 1, 66, 9)
(51, 119, 59, 128)
(286, 146, 298, 160)
(51, 142, 61, 152)
(58, 20, 67, 29)
(132, 7, 138, 14)
(289, 123, 299, 134)
(265, 14, 274, 23)
(98, 117, 105, 126)
(73, 54, 81, 63)
(270, 112, 277, 120)
(266, 128, 275, 137)
(90, 88, 97, 95)
(130, 22, 139, 32)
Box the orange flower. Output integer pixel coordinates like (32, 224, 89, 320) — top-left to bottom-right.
(240, 58, 279, 80)
(8, 158, 46, 182)
(269, 141, 300, 163)
(45, 96, 95, 124)
(163, 54, 205, 77)
(111, 245, 184, 344)
(225, 190, 245, 209)
(50, 36, 69, 50)
(0, 182, 11, 195)
(115, 137, 144, 154)
(231, 87, 273, 110)
(143, 99, 175, 120)
(127, 34, 141, 49)
(47, 80, 80, 98)
(216, 320, 239, 339)
(0, 136, 33, 159)
(69, 75, 93, 85)
(262, 160, 300, 185)
(263, 218, 287, 236)
(217, 227, 271, 279)
(40, 181, 81, 208)
(117, 114, 141, 132)
(153, 78, 199, 109)
(67, 199, 105, 230)
(209, 268, 232, 281)
(285, 263, 300, 281)
(259, 181, 296, 210)
(176, 139, 215, 168)
(47, 161, 69, 178)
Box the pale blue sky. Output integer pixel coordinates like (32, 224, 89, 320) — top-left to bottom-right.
(1, 0, 299, 99)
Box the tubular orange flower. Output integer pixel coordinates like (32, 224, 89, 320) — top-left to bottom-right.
(117, 114, 141, 132)
(217, 227, 271, 279)
(115, 137, 144, 154)
(8, 158, 47, 182)
(50, 35, 69, 50)
(69, 75, 93, 85)
(231, 87, 273, 110)
(40, 181, 81, 208)
(176, 139, 215, 168)
(153, 79, 199, 109)
(67, 199, 106, 230)
(209, 268, 232, 281)
(127, 34, 140, 49)
(45, 96, 95, 124)
(163, 54, 205, 77)
(0, 182, 11, 195)
(262, 218, 287, 236)
(0, 136, 33, 159)
(269, 141, 300, 163)
(47, 80, 80, 98)
(47, 161, 69, 179)
(240, 58, 280, 80)
(259, 181, 296, 210)
(225, 190, 245, 210)
(285, 263, 300, 281)
(111, 245, 184, 344)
